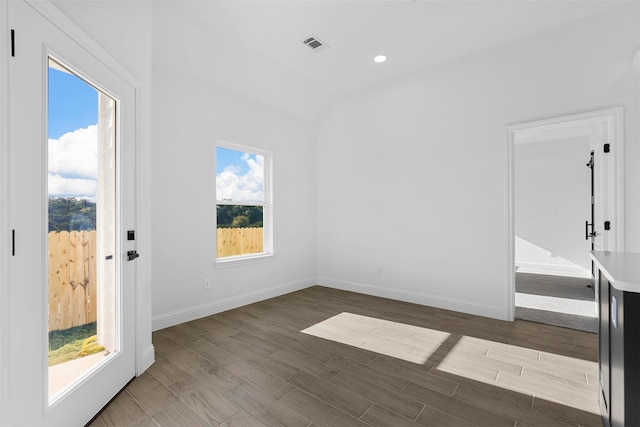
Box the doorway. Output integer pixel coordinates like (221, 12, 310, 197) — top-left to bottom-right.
(5, 1, 138, 425)
(506, 108, 624, 326)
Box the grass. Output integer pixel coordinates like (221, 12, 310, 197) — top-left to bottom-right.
(48, 335, 105, 367)
(48, 338, 86, 366)
(49, 322, 97, 351)
(48, 323, 105, 366)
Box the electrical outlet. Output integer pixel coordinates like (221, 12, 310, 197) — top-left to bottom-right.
(204, 279, 211, 289)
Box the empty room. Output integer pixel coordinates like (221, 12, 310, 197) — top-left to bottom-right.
(1, 1, 639, 426)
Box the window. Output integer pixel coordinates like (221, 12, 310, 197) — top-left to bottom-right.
(215, 141, 272, 265)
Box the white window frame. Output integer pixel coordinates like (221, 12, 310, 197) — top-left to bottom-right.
(214, 140, 273, 268)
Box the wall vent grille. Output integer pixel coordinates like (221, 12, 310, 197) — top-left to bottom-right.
(302, 36, 327, 51)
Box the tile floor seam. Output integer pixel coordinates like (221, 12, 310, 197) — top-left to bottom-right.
(399, 380, 411, 394)
(122, 389, 162, 426)
(151, 401, 211, 427)
(413, 402, 427, 422)
(285, 386, 366, 425)
(276, 384, 298, 402)
(450, 382, 460, 397)
(357, 403, 375, 422)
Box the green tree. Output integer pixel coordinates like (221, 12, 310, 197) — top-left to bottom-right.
(231, 215, 250, 227)
(216, 205, 235, 227)
(48, 197, 96, 232)
(217, 205, 263, 228)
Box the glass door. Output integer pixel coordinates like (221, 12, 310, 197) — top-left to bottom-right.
(7, 2, 137, 425)
(46, 58, 119, 402)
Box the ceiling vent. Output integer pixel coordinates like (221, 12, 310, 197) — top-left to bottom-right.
(302, 35, 327, 52)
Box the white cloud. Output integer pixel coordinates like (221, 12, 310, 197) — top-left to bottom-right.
(48, 173, 96, 198)
(224, 164, 241, 174)
(48, 125, 97, 198)
(217, 154, 264, 202)
(48, 125, 97, 179)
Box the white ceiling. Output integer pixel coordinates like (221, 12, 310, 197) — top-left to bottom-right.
(156, 1, 629, 123)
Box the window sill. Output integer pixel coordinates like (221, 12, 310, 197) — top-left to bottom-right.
(214, 252, 275, 269)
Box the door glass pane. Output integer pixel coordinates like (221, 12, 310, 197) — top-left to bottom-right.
(47, 58, 117, 402)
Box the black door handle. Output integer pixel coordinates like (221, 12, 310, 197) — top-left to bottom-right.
(127, 250, 139, 261)
(585, 221, 596, 240)
(585, 221, 589, 240)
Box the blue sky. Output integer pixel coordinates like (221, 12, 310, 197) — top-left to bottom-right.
(216, 146, 250, 175)
(48, 67, 97, 139)
(48, 65, 98, 199)
(216, 147, 264, 202)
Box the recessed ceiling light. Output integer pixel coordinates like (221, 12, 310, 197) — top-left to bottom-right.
(374, 55, 387, 63)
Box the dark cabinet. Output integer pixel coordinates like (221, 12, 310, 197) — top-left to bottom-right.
(598, 269, 640, 427)
(598, 271, 610, 423)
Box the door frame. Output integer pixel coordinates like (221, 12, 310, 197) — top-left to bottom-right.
(0, 0, 153, 423)
(0, 0, 11, 425)
(505, 107, 624, 321)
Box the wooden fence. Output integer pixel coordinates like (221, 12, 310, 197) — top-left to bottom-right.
(46, 227, 262, 331)
(48, 230, 97, 332)
(217, 227, 263, 258)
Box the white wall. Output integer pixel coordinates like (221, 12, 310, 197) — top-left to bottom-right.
(150, 4, 317, 329)
(515, 137, 592, 278)
(316, 4, 639, 320)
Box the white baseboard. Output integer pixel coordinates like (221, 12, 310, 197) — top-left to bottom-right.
(138, 344, 155, 375)
(316, 277, 508, 321)
(152, 277, 316, 331)
(515, 262, 591, 278)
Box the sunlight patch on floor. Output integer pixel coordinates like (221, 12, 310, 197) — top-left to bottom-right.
(516, 292, 597, 318)
(438, 334, 600, 414)
(301, 312, 450, 364)
(302, 312, 600, 416)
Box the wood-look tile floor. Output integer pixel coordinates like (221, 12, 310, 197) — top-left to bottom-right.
(88, 286, 601, 427)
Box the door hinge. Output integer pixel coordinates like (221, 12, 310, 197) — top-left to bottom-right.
(10, 29, 15, 57)
(604, 143, 610, 153)
(604, 221, 611, 231)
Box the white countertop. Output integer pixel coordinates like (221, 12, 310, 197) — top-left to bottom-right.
(590, 251, 640, 293)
